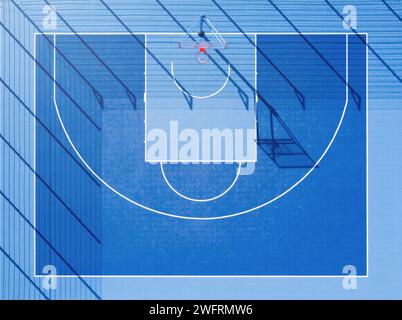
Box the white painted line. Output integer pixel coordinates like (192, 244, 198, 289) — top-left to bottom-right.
(146, 159, 257, 163)
(33, 32, 37, 277)
(160, 162, 242, 202)
(170, 61, 231, 99)
(35, 32, 368, 36)
(366, 33, 369, 277)
(144, 34, 147, 161)
(32, 32, 368, 278)
(33, 274, 369, 278)
(254, 33, 258, 154)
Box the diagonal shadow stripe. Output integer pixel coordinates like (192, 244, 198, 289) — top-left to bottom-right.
(267, 0, 362, 110)
(326, 0, 402, 84)
(0, 78, 101, 188)
(0, 190, 101, 300)
(0, 134, 101, 244)
(98, 0, 195, 110)
(41, 0, 137, 109)
(0, 246, 50, 300)
(0, 21, 102, 131)
(9, 0, 104, 109)
(211, 0, 306, 110)
(380, 0, 402, 23)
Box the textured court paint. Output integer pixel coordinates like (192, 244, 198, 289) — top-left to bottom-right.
(1, 0, 401, 299)
(35, 33, 366, 276)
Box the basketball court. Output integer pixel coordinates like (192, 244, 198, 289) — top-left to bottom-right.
(34, 18, 367, 276)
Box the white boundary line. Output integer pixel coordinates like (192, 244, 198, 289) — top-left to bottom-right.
(366, 33, 369, 277)
(254, 34, 258, 156)
(32, 32, 369, 278)
(36, 32, 367, 36)
(33, 32, 37, 277)
(144, 34, 147, 161)
(36, 275, 367, 278)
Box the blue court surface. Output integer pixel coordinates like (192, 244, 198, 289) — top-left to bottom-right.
(35, 32, 367, 276)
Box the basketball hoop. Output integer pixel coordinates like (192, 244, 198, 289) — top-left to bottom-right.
(177, 15, 228, 64)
